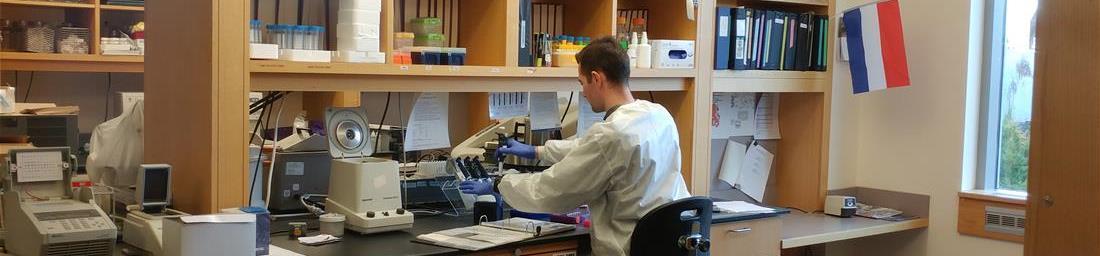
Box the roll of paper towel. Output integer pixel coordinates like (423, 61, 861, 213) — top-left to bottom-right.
(337, 10, 380, 24)
(337, 23, 380, 39)
(339, 0, 382, 11)
(337, 37, 380, 52)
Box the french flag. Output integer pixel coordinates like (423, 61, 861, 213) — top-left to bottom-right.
(844, 0, 910, 94)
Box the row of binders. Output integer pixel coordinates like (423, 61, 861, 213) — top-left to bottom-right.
(715, 7, 829, 71)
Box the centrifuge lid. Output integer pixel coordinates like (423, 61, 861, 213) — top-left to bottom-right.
(325, 107, 373, 159)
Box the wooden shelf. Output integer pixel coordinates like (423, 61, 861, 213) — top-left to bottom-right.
(1, 52, 143, 72)
(712, 70, 828, 92)
(249, 60, 692, 92)
(0, 0, 94, 8)
(99, 4, 143, 11)
(744, 0, 829, 7)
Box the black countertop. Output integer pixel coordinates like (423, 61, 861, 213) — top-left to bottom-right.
(269, 214, 591, 256)
(711, 208, 790, 224)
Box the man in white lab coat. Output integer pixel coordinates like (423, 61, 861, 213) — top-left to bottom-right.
(459, 37, 692, 255)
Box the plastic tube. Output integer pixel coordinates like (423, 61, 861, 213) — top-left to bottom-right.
(316, 26, 326, 50)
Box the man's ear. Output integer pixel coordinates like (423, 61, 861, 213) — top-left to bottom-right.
(590, 70, 604, 87)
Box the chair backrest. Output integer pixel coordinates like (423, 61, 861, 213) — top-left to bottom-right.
(629, 196, 713, 256)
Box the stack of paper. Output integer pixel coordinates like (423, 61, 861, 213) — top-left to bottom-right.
(717, 141, 774, 202)
(714, 201, 776, 213)
(710, 92, 781, 140)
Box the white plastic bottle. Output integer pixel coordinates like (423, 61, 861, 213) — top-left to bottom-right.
(638, 32, 653, 69)
(628, 32, 639, 68)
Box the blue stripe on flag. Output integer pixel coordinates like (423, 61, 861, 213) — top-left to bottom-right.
(844, 8, 870, 94)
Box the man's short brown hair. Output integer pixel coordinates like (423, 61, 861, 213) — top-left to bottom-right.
(575, 36, 630, 86)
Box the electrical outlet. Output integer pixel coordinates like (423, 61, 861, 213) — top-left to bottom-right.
(116, 92, 144, 116)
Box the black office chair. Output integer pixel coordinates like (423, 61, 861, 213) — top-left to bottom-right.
(629, 196, 713, 256)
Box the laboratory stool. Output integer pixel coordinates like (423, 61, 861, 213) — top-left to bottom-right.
(629, 196, 713, 256)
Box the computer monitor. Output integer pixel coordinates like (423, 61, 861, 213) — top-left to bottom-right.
(137, 164, 171, 212)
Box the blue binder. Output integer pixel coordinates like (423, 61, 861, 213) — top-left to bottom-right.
(714, 7, 732, 70)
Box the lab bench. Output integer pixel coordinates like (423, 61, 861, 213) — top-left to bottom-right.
(269, 214, 591, 256)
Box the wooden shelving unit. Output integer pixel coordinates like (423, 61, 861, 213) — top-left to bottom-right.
(99, 4, 143, 11)
(754, 0, 829, 7)
(697, 0, 836, 214)
(251, 60, 692, 78)
(713, 70, 829, 92)
(1, 52, 143, 72)
(249, 61, 693, 92)
(0, 0, 94, 9)
(148, 0, 703, 213)
(0, 0, 145, 72)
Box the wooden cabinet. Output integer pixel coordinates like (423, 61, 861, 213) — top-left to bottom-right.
(709, 218, 781, 256)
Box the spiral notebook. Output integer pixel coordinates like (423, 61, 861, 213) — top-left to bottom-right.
(415, 217, 575, 251)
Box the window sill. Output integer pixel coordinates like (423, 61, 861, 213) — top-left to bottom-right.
(958, 189, 1027, 206)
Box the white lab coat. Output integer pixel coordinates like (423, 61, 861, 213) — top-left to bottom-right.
(498, 100, 691, 256)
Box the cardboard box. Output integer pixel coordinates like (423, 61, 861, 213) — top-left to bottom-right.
(163, 214, 257, 256)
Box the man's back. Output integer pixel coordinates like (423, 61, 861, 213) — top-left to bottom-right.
(584, 100, 692, 255)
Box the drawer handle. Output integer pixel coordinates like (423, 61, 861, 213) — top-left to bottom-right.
(728, 228, 752, 233)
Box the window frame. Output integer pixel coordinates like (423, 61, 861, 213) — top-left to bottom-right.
(976, 0, 1008, 191)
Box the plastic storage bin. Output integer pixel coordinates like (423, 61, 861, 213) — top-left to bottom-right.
(442, 47, 466, 65)
(414, 33, 446, 47)
(393, 32, 414, 51)
(409, 17, 442, 35)
(410, 47, 443, 65)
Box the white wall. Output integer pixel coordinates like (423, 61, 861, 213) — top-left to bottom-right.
(826, 0, 1022, 255)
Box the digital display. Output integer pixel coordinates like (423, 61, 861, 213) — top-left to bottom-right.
(35, 210, 99, 221)
(142, 168, 170, 204)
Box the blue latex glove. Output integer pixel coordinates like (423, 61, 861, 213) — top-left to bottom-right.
(495, 138, 536, 160)
(459, 180, 494, 195)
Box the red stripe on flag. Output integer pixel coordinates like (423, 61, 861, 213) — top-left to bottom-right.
(877, 0, 910, 87)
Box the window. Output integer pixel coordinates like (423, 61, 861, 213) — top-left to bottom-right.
(980, 0, 1037, 193)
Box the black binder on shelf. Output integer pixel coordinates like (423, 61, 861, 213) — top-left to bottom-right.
(715, 7, 733, 70)
(782, 12, 798, 71)
(795, 13, 813, 71)
(732, 7, 752, 70)
(763, 10, 783, 70)
(814, 15, 829, 71)
(519, 0, 534, 67)
(752, 8, 761, 69)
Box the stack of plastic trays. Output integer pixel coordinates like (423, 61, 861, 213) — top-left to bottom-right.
(335, 0, 385, 63)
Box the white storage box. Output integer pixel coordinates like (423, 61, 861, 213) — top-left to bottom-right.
(339, 0, 382, 11)
(333, 51, 386, 63)
(337, 23, 381, 39)
(279, 49, 333, 62)
(650, 40, 695, 69)
(250, 43, 279, 59)
(163, 214, 257, 256)
(337, 37, 380, 52)
(338, 9, 381, 24)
